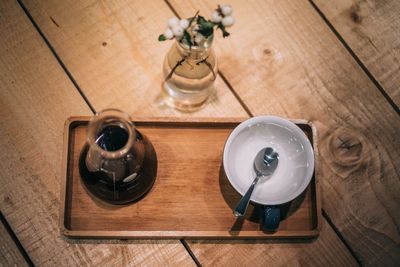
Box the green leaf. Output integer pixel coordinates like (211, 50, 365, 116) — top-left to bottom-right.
(198, 18, 214, 28)
(197, 15, 207, 24)
(197, 16, 214, 38)
(158, 34, 167, 41)
(198, 26, 214, 38)
(184, 30, 192, 48)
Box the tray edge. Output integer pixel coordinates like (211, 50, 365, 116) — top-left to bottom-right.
(62, 229, 320, 240)
(59, 117, 74, 237)
(60, 117, 321, 239)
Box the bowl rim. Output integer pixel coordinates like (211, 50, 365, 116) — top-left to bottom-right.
(223, 115, 315, 205)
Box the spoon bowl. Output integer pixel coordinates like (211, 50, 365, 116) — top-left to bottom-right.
(233, 147, 278, 217)
(254, 147, 279, 177)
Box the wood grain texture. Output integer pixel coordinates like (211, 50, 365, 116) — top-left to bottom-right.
(187, 220, 356, 267)
(62, 119, 320, 238)
(0, 220, 28, 267)
(0, 1, 193, 266)
(168, 0, 400, 266)
(313, 0, 400, 106)
(21, 0, 248, 118)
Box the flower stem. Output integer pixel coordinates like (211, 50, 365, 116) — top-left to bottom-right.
(196, 56, 216, 80)
(165, 57, 187, 81)
(188, 10, 200, 27)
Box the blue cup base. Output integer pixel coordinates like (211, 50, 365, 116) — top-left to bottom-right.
(260, 205, 280, 232)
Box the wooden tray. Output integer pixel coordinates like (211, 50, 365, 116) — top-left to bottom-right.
(60, 117, 321, 239)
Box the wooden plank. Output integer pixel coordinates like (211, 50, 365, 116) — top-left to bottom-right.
(313, 0, 400, 106)
(0, 1, 194, 266)
(187, 220, 356, 266)
(21, 0, 248, 118)
(168, 0, 400, 266)
(0, 218, 28, 267)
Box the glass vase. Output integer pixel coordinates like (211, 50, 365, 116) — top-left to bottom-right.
(162, 35, 218, 111)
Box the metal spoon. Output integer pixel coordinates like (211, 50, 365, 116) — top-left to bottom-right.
(233, 147, 279, 217)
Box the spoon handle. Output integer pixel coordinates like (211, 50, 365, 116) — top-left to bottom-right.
(233, 176, 260, 217)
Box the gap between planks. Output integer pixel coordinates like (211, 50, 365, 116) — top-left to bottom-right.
(16, 0, 96, 114)
(180, 239, 202, 267)
(322, 210, 362, 266)
(308, 0, 400, 115)
(0, 212, 35, 267)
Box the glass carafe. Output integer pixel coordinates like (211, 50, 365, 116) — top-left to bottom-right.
(79, 109, 157, 204)
(162, 35, 217, 111)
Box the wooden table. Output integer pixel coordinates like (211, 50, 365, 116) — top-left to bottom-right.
(0, 0, 399, 266)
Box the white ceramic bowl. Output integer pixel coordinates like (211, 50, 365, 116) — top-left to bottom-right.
(223, 116, 315, 205)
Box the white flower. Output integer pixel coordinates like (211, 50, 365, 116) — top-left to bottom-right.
(194, 33, 204, 44)
(220, 4, 233, 16)
(211, 11, 223, 23)
(164, 28, 174, 39)
(222, 16, 235, 27)
(168, 17, 179, 28)
(179, 19, 189, 29)
(172, 25, 184, 38)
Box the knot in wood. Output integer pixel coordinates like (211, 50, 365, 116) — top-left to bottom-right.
(349, 1, 373, 25)
(350, 4, 362, 24)
(3, 195, 12, 205)
(330, 130, 364, 162)
(323, 128, 370, 178)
